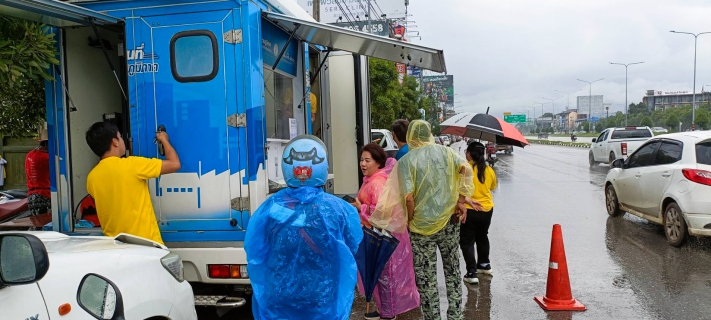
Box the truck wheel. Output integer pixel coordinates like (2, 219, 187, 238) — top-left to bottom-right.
(664, 202, 688, 247)
(609, 152, 616, 165)
(605, 184, 623, 217)
(589, 151, 597, 167)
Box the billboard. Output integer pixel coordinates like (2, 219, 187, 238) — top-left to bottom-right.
(423, 75, 454, 107)
(576, 95, 604, 119)
(296, 0, 407, 24)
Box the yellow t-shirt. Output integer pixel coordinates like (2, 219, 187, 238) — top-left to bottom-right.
(310, 92, 318, 114)
(466, 162, 497, 212)
(87, 156, 163, 244)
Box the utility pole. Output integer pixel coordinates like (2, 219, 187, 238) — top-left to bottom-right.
(313, 0, 320, 21)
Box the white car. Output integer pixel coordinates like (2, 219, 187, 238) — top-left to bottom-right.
(604, 131, 711, 246)
(371, 129, 400, 158)
(1, 232, 197, 320)
(652, 127, 669, 133)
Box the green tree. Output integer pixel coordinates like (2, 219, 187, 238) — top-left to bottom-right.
(628, 102, 649, 115)
(640, 116, 653, 127)
(666, 114, 680, 131)
(369, 59, 426, 130)
(696, 110, 710, 130)
(0, 16, 59, 138)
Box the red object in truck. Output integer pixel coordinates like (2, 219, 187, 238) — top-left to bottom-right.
(0, 199, 28, 222)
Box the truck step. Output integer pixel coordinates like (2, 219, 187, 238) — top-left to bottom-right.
(194, 295, 247, 308)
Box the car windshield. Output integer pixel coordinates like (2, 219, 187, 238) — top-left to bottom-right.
(610, 129, 653, 139)
(696, 141, 711, 165)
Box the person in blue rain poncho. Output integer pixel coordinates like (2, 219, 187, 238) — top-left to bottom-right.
(245, 135, 364, 320)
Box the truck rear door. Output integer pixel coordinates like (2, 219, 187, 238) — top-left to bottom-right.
(127, 9, 248, 240)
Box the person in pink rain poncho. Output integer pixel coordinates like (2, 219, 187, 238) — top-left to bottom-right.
(353, 143, 420, 320)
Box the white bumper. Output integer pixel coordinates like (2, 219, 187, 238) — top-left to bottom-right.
(171, 246, 250, 284)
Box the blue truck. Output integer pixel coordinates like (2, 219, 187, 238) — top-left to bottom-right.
(0, 0, 447, 313)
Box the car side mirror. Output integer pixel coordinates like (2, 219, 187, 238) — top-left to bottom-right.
(592, 138, 597, 143)
(77, 274, 125, 320)
(0, 234, 49, 287)
(612, 159, 625, 169)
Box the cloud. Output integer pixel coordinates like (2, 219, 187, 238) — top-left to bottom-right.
(408, 0, 711, 117)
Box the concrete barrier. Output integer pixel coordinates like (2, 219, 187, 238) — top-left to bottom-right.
(527, 139, 591, 148)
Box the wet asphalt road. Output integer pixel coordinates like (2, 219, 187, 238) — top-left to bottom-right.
(201, 143, 711, 319)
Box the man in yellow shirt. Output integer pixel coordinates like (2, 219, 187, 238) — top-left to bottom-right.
(85, 122, 181, 244)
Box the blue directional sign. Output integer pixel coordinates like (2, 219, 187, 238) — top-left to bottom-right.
(591, 117, 599, 122)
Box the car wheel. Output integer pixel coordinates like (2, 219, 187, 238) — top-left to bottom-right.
(664, 202, 688, 247)
(589, 151, 596, 167)
(605, 184, 623, 217)
(609, 152, 616, 166)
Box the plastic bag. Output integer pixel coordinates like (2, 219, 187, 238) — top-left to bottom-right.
(245, 186, 363, 320)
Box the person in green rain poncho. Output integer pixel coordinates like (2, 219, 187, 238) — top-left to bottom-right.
(369, 120, 481, 320)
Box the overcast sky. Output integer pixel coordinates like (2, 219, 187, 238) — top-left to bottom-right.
(404, 0, 711, 118)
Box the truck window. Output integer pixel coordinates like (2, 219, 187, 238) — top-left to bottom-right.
(696, 142, 711, 165)
(371, 132, 386, 148)
(264, 69, 295, 140)
(170, 30, 219, 82)
(610, 129, 653, 139)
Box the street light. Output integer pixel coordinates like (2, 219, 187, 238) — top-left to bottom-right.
(577, 78, 604, 132)
(542, 96, 563, 129)
(555, 88, 584, 111)
(670, 30, 711, 128)
(610, 61, 644, 126)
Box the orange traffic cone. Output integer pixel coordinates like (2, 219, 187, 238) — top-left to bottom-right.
(534, 224, 586, 311)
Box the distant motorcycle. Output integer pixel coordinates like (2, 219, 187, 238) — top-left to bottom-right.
(486, 143, 498, 167)
(571, 134, 578, 142)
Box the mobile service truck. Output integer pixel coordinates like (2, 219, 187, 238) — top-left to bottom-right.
(0, 0, 447, 313)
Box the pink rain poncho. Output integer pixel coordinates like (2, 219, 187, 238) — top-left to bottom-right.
(356, 157, 420, 317)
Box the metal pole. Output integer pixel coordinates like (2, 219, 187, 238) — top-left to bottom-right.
(693, 35, 698, 127)
(610, 62, 643, 126)
(313, 0, 320, 21)
(670, 31, 711, 127)
(367, 0, 371, 34)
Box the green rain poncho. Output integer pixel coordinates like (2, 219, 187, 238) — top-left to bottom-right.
(370, 120, 475, 236)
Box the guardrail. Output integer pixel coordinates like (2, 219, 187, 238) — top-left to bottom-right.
(527, 139, 591, 148)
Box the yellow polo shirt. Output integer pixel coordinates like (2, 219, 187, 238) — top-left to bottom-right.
(87, 156, 163, 244)
(466, 162, 497, 212)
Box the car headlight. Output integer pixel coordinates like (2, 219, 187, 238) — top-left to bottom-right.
(160, 252, 184, 282)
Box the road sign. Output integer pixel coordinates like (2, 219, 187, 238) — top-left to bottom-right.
(591, 117, 599, 122)
(504, 114, 526, 123)
(503, 112, 512, 116)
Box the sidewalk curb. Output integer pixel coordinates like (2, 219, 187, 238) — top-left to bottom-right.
(527, 139, 591, 148)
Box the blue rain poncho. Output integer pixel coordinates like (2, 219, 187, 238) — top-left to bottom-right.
(245, 186, 364, 320)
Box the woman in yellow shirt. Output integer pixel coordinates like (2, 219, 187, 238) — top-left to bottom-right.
(459, 141, 497, 285)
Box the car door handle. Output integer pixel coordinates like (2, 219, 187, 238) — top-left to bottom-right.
(662, 172, 671, 177)
(635, 173, 642, 178)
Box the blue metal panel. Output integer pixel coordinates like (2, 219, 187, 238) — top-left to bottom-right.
(261, 19, 298, 77)
(242, 0, 267, 181)
(80, 0, 236, 15)
(159, 219, 246, 231)
(162, 230, 246, 242)
(304, 43, 311, 134)
(46, 28, 70, 233)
